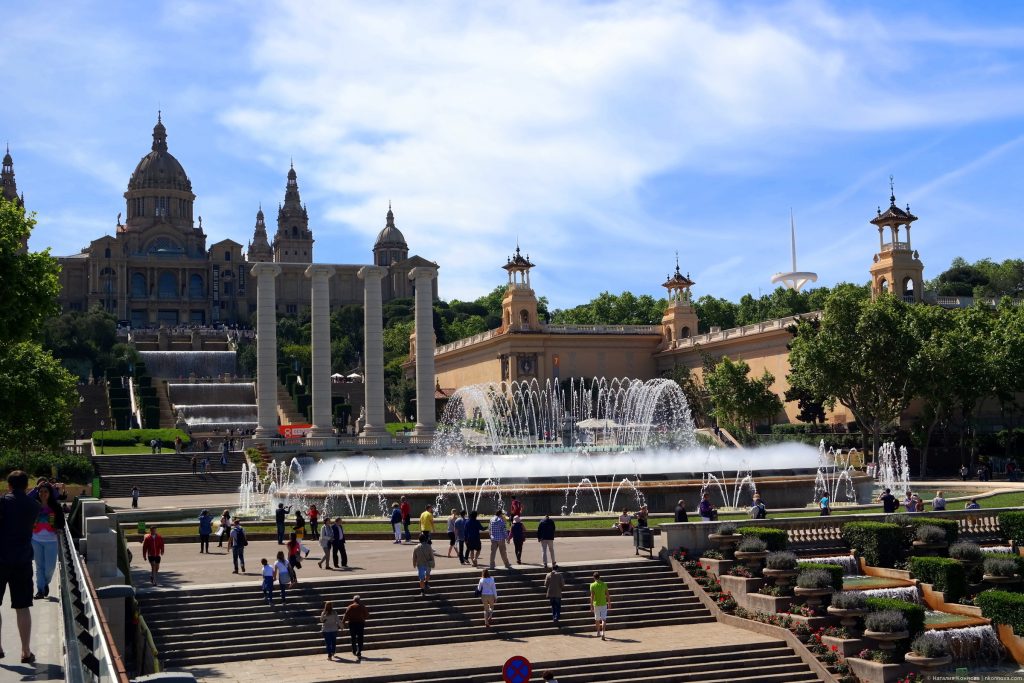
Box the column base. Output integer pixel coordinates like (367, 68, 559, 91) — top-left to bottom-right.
(253, 427, 278, 439)
(362, 426, 389, 438)
(307, 427, 334, 438)
(412, 426, 435, 438)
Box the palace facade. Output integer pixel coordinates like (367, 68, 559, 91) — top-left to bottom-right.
(51, 115, 434, 326)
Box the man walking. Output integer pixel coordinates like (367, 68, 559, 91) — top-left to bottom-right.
(142, 525, 165, 585)
(412, 533, 434, 596)
(275, 503, 292, 545)
(342, 595, 369, 660)
(400, 496, 412, 543)
(419, 504, 434, 544)
(537, 514, 556, 568)
(488, 509, 512, 569)
(130, 485, 141, 509)
(590, 571, 611, 640)
(544, 564, 564, 623)
(0, 470, 42, 664)
(228, 519, 247, 574)
(331, 517, 348, 568)
(454, 510, 468, 564)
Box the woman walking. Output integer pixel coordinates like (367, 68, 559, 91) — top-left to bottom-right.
(286, 532, 302, 586)
(477, 568, 498, 627)
(198, 509, 214, 554)
(317, 520, 333, 569)
(217, 509, 231, 548)
(320, 601, 340, 660)
(446, 509, 459, 558)
(390, 502, 403, 544)
(272, 551, 290, 604)
(509, 515, 526, 564)
(29, 483, 65, 598)
(465, 510, 485, 567)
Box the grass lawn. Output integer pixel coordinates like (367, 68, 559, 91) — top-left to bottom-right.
(386, 422, 416, 434)
(93, 445, 161, 455)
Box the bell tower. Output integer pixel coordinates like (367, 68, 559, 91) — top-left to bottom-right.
(273, 163, 314, 263)
(500, 246, 540, 333)
(869, 177, 923, 302)
(661, 253, 698, 347)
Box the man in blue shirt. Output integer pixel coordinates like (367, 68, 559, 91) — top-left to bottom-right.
(488, 510, 512, 569)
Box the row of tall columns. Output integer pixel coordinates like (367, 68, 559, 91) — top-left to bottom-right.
(358, 266, 388, 436)
(410, 266, 438, 436)
(252, 263, 281, 439)
(252, 262, 437, 441)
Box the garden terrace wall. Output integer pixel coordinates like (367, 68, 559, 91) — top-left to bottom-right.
(661, 507, 1015, 557)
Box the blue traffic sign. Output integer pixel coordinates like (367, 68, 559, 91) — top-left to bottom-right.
(503, 655, 532, 683)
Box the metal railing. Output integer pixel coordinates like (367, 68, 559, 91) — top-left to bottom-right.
(58, 526, 131, 683)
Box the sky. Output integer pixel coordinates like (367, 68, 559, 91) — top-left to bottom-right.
(2, 0, 1023, 309)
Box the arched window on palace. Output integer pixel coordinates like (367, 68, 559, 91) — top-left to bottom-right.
(189, 274, 204, 298)
(131, 273, 147, 298)
(158, 272, 178, 299)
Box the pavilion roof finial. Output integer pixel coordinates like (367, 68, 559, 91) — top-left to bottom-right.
(889, 174, 896, 206)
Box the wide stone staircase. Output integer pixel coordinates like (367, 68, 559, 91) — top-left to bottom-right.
(353, 642, 824, 683)
(94, 450, 247, 498)
(141, 560, 716, 669)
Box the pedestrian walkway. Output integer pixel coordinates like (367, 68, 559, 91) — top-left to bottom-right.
(0, 584, 64, 681)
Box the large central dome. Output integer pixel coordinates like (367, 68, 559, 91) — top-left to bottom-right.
(128, 114, 192, 192)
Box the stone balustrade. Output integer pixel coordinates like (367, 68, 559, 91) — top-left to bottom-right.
(669, 312, 820, 350)
(541, 324, 662, 335)
(661, 507, 1015, 556)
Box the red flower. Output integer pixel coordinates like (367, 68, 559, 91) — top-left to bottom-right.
(831, 645, 838, 652)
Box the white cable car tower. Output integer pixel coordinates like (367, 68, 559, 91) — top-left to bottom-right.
(770, 209, 818, 292)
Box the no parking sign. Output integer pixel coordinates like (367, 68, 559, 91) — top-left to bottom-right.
(503, 655, 532, 683)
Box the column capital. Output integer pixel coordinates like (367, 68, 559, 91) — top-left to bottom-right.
(357, 265, 387, 281)
(304, 264, 336, 280)
(408, 265, 438, 282)
(250, 263, 282, 278)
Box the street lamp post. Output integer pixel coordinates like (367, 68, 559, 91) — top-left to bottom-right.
(99, 420, 105, 454)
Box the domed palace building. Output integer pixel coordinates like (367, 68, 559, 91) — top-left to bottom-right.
(56, 115, 435, 326)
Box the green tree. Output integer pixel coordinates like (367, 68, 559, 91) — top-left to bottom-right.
(0, 341, 77, 452)
(787, 287, 921, 458)
(0, 199, 62, 342)
(704, 357, 782, 437)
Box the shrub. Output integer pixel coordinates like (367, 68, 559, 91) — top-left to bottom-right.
(998, 511, 1024, 544)
(766, 551, 798, 570)
(983, 557, 1018, 577)
(718, 523, 737, 535)
(864, 610, 908, 634)
(976, 590, 1024, 634)
(830, 591, 868, 610)
(737, 526, 788, 551)
(907, 517, 959, 545)
(949, 542, 983, 563)
(841, 521, 903, 568)
(865, 597, 925, 635)
(982, 552, 1024, 577)
(797, 569, 835, 590)
(737, 536, 767, 553)
(798, 562, 844, 591)
(910, 634, 950, 658)
(909, 556, 967, 602)
(701, 549, 724, 560)
(0, 450, 94, 483)
(914, 525, 947, 545)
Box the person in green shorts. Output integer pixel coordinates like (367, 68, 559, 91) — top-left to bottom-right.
(589, 571, 611, 640)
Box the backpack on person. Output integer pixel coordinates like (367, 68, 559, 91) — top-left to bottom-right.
(235, 527, 248, 547)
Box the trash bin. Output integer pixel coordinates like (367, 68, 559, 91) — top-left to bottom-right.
(634, 527, 654, 556)
(137, 521, 146, 534)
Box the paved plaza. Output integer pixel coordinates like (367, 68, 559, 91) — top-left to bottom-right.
(0, 583, 63, 681)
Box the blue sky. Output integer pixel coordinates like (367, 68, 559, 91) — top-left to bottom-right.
(2, 0, 1023, 308)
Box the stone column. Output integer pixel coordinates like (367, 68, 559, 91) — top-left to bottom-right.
(305, 264, 335, 437)
(252, 263, 282, 439)
(410, 266, 438, 436)
(358, 266, 387, 437)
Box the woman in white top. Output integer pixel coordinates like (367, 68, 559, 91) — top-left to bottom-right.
(320, 601, 340, 660)
(478, 568, 498, 627)
(272, 551, 291, 605)
(317, 524, 333, 569)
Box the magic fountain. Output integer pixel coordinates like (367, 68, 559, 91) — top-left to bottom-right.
(241, 377, 875, 518)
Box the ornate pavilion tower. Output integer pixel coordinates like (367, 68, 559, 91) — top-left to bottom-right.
(2, 145, 27, 250)
(500, 246, 540, 333)
(869, 177, 924, 302)
(247, 205, 273, 262)
(272, 164, 314, 263)
(661, 254, 698, 346)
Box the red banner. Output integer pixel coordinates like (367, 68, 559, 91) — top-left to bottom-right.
(278, 424, 312, 439)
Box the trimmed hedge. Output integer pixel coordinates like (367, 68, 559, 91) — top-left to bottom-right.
(864, 597, 926, 636)
(998, 511, 1024, 544)
(0, 450, 94, 483)
(798, 562, 844, 591)
(92, 428, 190, 447)
(909, 556, 966, 602)
(906, 516, 959, 544)
(736, 526, 788, 551)
(976, 590, 1024, 634)
(842, 521, 903, 568)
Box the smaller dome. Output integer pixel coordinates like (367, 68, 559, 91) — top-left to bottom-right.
(375, 204, 407, 248)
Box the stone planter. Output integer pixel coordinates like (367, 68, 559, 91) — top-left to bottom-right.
(822, 634, 867, 658)
(846, 656, 909, 683)
(707, 532, 740, 557)
(762, 567, 798, 589)
(912, 540, 947, 557)
(733, 550, 768, 574)
(982, 574, 1022, 587)
(793, 586, 834, 610)
(719, 574, 764, 598)
(699, 557, 734, 578)
(747, 592, 793, 614)
(827, 606, 867, 633)
(904, 652, 953, 674)
(863, 629, 909, 653)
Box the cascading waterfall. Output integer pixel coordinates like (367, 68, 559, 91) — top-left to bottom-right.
(169, 382, 257, 431)
(861, 586, 921, 603)
(914, 626, 1005, 665)
(798, 555, 860, 575)
(139, 351, 237, 378)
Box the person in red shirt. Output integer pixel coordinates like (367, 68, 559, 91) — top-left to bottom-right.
(400, 496, 412, 543)
(141, 526, 165, 585)
(509, 496, 524, 519)
(308, 504, 320, 538)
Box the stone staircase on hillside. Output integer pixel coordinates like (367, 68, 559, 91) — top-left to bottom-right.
(351, 643, 825, 683)
(141, 559, 715, 669)
(276, 380, 305, 425)
(71, 385, 111, 437)
(94, 451, 247, 498)
(157, 381, 175, 429)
